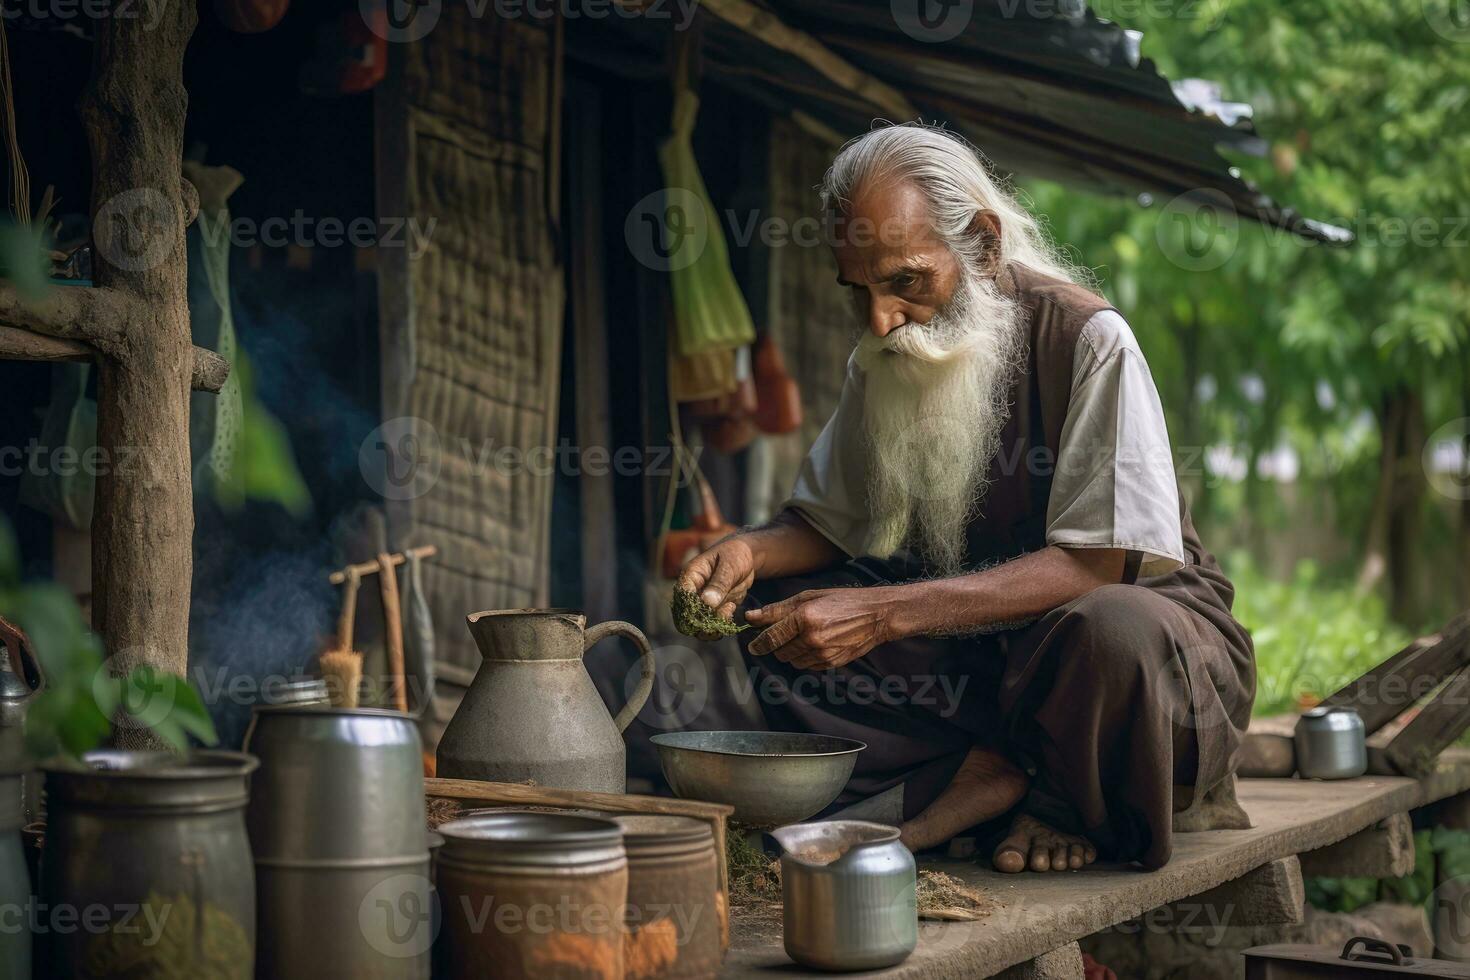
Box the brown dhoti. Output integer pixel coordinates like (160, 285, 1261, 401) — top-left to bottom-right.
(737, 557, 1254, 870)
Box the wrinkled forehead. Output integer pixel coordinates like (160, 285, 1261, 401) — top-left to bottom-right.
(830, 179, 944, 252)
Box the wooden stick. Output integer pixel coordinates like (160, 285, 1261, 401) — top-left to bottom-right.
(425, 777, 733, 819)
(336, 567, 361, 653)
(0, 324, 230, 392)
(692, 0, 920, 122)
(377, 551, 408, 713)
(328, 545, 437, 585)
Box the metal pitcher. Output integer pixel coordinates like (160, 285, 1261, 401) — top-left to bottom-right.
(772, 820, 917, 972)
(437, 609, 656, 793)
(1, 621, 44, 781)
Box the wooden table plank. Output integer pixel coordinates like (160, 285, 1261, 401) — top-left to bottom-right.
(721, 750, 1470, 979)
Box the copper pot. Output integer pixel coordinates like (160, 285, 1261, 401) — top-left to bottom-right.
(616, 816, 722, 979)
(437, 812, 628, 980)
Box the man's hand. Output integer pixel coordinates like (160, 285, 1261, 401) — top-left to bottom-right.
(677, 537, 758, 621)
(745, 587, 904, 670)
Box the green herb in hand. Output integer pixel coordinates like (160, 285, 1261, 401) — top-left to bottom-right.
(672, 588, 751, 640)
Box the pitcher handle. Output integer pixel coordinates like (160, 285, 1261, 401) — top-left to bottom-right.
(584, 620, 656, 733)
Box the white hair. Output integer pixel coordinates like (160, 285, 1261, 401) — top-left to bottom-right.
(819, 122, 1086, 286)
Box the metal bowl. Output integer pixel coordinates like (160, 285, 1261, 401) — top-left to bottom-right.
(650, 731, 865, 827)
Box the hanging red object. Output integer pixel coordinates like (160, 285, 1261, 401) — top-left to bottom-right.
(300, 9, 388, 96)
(752, 334, 803, 434)
(661, 477, 737, 580)
(213, 0, 290, 33)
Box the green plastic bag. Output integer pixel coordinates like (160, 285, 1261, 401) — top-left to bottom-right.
(656, 77, 755, 358)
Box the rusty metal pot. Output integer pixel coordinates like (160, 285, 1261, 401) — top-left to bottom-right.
(616, 815, 722, 980)
(40, 750, 259, 979)
(437, 812, 628, 980)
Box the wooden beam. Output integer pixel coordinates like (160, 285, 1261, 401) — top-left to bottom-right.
(1384, 664, 1470, 777)
(693, 0, 920, 123)
(1177, 856, 1305, 928)
(0, 324, 229, 393)
(1299, 813, 1416, 879)
(994, 942, 1084, 980)
(1321, 612, 1470, 734)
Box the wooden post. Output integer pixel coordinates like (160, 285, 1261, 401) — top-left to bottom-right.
(0, 0, 202, 748)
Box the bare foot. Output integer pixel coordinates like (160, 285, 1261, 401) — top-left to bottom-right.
(898, 747, 1028, 852)
(993, 813, 1096, 873)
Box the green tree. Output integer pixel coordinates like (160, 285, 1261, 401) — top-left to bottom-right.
(1025, 0, 1470, 624)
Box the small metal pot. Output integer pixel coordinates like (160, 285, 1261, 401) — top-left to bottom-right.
(1295, 706, 1367, 780)
(772, 820, 917, 972)
(437, 812, 628, 980)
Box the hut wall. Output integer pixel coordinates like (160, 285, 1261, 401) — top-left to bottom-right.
(758, 117, 852, 510)
(379, 13, 565, 684)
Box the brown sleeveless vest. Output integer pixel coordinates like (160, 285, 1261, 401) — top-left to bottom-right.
(965, 264, 1234, 617)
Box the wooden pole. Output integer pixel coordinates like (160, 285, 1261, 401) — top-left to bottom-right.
(82, 0, 199, 749)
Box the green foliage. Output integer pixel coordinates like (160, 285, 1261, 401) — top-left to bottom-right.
(1023, 0, 1470, 617)
(1224, 553, 1413, 716)
(1309, 829, 1461, 915)
(0, 515, 218, 761)
(209, 350, 312, 518)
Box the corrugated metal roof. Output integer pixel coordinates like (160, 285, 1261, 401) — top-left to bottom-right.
(571, 0, 1349, 243)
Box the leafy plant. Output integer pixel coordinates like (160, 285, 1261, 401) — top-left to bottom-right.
(1222, 553, 1414, 717)
(0, 517, 218, 761)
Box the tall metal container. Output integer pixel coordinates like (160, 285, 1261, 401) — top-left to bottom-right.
(437, 812, 628, 980)
(772, 820, 917, 972)
(244, 705, 432, 979)
(617, 815, 722, 980)
(0, 773, 30, 980)
(41, 750, 259, 979)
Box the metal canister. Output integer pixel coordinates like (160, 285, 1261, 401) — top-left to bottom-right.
(437, 812, 628, 980)
(772, 820, 917, 972)
(259, 676, 331, 707)
(616, 815, 722, 980)
(0, 774, 30, 980)
(1295, 706, 1368, 780)
(244, 706, 431, 978)
(41, 750, 259, 978)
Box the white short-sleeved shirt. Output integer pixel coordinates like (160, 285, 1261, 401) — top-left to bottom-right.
(783, 310, 1186, 577)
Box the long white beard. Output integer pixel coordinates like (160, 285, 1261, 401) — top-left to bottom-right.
(853, 270, 1025, 574)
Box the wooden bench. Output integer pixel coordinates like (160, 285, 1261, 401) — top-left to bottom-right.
(720, 749, 1470, 979)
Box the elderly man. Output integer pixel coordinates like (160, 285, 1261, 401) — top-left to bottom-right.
(678, 124, 1254, 872)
